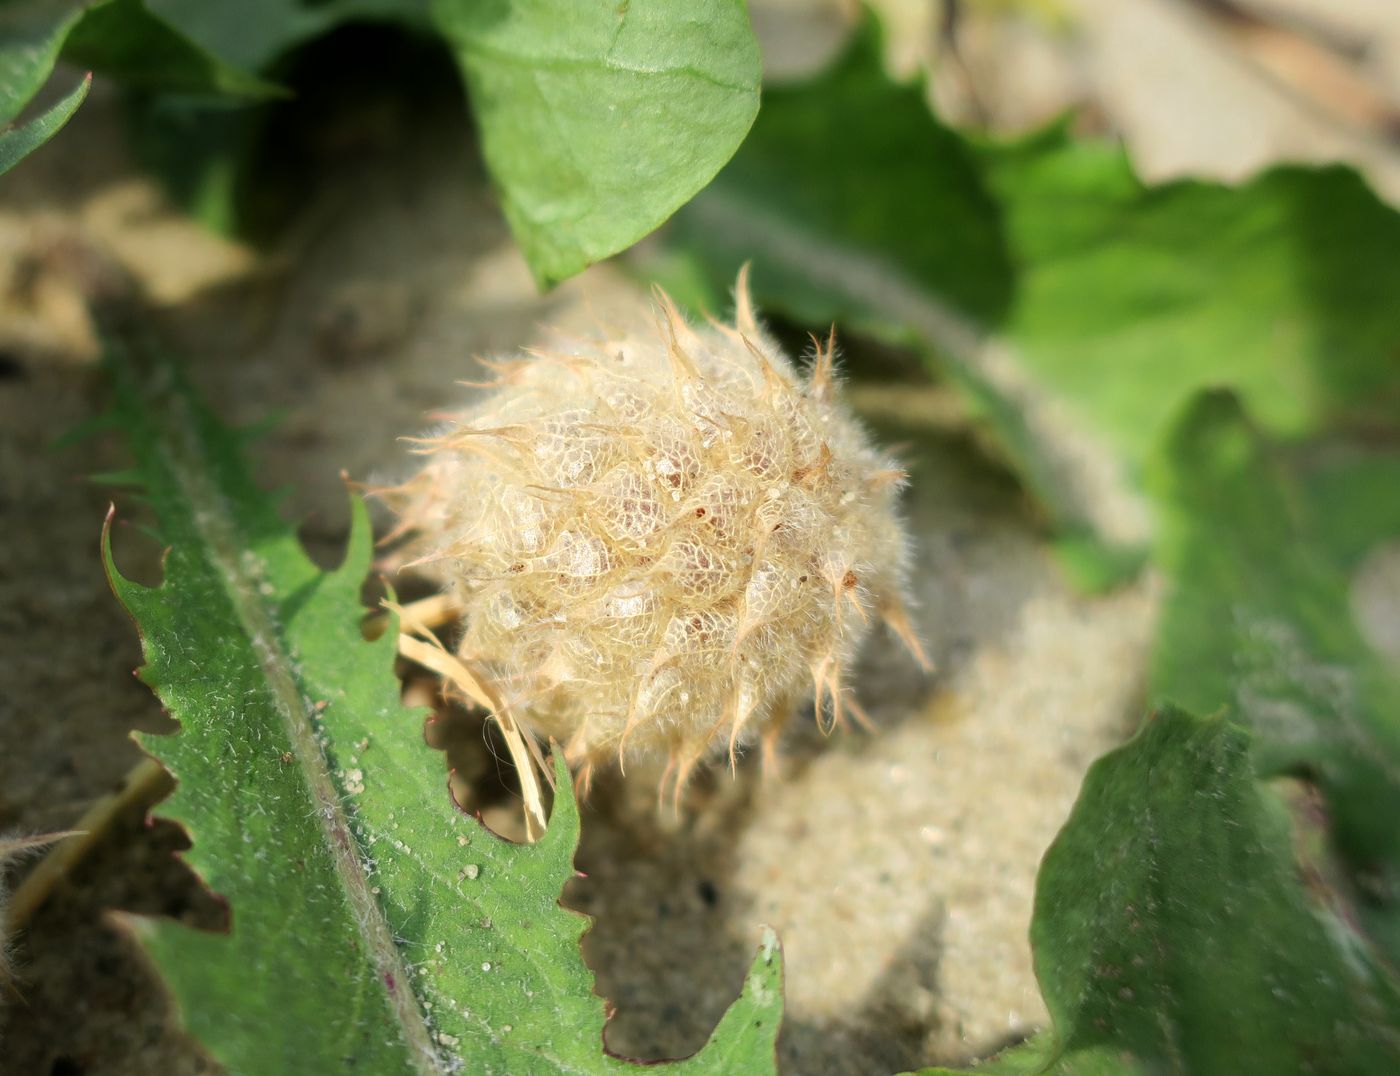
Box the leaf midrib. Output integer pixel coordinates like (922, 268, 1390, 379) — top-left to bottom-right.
(148, 373, 442, 1076)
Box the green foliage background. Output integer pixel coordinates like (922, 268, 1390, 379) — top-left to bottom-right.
(652, 21, 1400, 582)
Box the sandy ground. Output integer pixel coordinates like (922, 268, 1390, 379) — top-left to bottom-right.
(2, 2, 1397, 1074)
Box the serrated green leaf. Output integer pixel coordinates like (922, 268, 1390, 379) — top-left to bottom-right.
(652, 15, 1400, 576)
(913, 708, 1400, 1075)
(102, 328, 781, 1073)
(0, 71, 87, 175)
(432, 0, 761, 288)
(1147, 391, 1400, 961)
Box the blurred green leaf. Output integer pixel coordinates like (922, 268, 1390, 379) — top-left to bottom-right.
(103, 327, 782, 1072)
(0, 0, 280, 176)
(0, 71, 87, 174)
(144, 0, 431, 73)
(1300, 449, 1400, 574)
(915, 708, 1400, 1075)
(0, 0, 279, 104)
(1147, 391, 1400, 960)
(0, 0, 89, 124)
(654, 18, 1400, 576)
(61, 0, 283, 97)
(433, 0, 761, 287)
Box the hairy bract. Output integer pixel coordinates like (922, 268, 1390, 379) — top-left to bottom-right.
(394, 275, 925, 797)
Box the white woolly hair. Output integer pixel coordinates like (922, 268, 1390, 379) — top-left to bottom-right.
(392, 272, 927, 801)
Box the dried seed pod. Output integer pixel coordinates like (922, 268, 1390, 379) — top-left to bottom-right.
(394, 274, 926, 796)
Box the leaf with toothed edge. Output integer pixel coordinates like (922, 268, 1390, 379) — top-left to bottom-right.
(100, 324, 782, 1074)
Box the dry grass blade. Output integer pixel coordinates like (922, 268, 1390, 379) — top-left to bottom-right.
(362, 593, 461, 641)
(390, 602, 549, 841)
(5, 757, 171, 933)
(3, 828, 103, 994)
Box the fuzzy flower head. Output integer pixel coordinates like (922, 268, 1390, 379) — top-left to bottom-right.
(396, 274, 925, 796)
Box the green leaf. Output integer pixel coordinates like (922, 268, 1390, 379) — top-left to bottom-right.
(118, 4, 446, 239)
(653, 16, 1400, 573)
(0, 71, 88, 175)
(102, 327, 782, 1072)
(60, 0, 283, 98)
(142, 0, 431, 74)
(0, 0, 89, 124)
(1300, 450, 1400, 575)
(1147, 391, 1400, 959)
(0, 0, 278, 104)
(915, 708, 1400, 1075)
(432, 0, 761, 288)
(0, 0, 279, 177)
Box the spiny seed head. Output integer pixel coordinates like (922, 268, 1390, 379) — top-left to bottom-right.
(395, 277, 924, 789)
